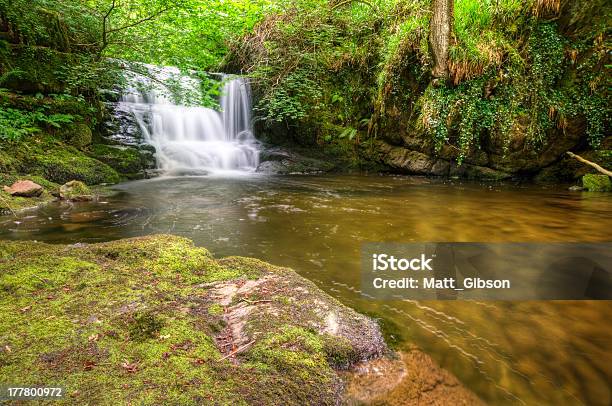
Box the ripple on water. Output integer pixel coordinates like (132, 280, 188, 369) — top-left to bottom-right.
(0, 175, 610, 405)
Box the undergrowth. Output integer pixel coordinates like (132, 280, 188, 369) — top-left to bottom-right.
(230, 0, 609, 164)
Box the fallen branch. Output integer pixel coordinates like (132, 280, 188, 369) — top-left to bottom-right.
(566, 152, 612, 177)
(219, 340, 255, 361)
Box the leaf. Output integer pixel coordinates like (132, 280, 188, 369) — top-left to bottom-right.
(120, 361, 139, 373)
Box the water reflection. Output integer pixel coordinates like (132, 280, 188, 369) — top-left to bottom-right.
(1, 175, 610, 404)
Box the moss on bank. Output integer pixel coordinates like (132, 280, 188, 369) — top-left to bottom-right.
(0, 235, 384, 405)
(0, 135, 120, 185)
(88, 144, 149, 179)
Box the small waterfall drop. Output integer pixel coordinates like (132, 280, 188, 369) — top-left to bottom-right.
(119, 66, 259, 175)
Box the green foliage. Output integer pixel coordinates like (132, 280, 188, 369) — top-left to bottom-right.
(0, 108, 39, 140)
(420, 20, 609, 161)
(0, 106, 75, 141)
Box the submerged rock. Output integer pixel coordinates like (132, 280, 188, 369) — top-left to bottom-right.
(2, 180, 43, 197)
(0, 235, 385, 405)
(343, 350, 485, 405)
(59, 180, 93, 201)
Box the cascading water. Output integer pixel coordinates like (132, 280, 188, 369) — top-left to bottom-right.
(118, 66, 259, 175)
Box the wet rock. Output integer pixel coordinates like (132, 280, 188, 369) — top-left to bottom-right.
(59, 180, 93, 201)
(256, 160, 287, 174)
(582, 174, 612, 192)
(103, 101, 148, 146)
(568, 185, 585, 191)
(377, 142, 511, 179)
(88, 144, 156, 179)
(449, 162, 511, 180)
(343, 350, 485, 405)
(209, 261, 386, 365)
(256, 147, 335, 174)
(3, 180, 43, 197)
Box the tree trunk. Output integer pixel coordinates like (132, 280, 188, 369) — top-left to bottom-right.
(429, 0, 454, 80)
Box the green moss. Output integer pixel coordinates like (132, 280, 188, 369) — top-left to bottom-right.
(0, 189, 55, 215)
(88, 144, 145, 176)
(5, 135, 121, 185)
(27, 145, 120, 185)
(56, 122, 92, 149)
(582, 174, 612, 192)
(217, 256, 278, 279)
(59, 180, 92, 200)
(128, 313, 165, 342)
(208, 303, 224, 316)
(0, 235, 360, 404)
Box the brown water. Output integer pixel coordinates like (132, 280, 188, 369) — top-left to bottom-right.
(1, 175, 610, 405)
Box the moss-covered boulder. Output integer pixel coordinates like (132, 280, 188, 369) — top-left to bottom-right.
(0, 136, 121, 185)
(59, 180, 93, 201)
(26, 146, 119, 185)
(0, 235, 386, 405)
(582, 174, 612, 192)
(56, 122, 93, 149)
(88, 144, 151, 178)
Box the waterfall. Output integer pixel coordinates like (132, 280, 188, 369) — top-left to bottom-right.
(118, 66, 259, 175)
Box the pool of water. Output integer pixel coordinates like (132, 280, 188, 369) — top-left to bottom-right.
(1, 174, 610, 404)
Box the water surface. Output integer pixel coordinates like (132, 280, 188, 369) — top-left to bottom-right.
(1, 175, 610, 405)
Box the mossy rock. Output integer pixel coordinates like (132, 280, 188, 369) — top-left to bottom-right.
(26, 148, 120, 185)
(0, 189, 55, 215)
(59, 180, 93, 201)
(0, 235, 386, 405)
(0, 46, 69, 94)
(9, 136, 121, 185)
(88, 144, 147, 176)
(582, 174, 612, 192)
(56, 122, 93, 149)
(0, 173, 59, 214)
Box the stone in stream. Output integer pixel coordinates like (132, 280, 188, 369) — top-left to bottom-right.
(2, 180, 44, 197)
(343, 349, 485, 405)
(582, 174, 612, 192)
(0, 235, 385, 404)
(59, 180, 93, 201)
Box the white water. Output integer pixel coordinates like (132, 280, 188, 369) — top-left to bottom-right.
(119, 66, 259, 175)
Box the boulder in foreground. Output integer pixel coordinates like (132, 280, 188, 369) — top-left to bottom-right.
(0, 234, 385, 405)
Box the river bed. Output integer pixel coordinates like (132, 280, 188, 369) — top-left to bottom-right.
(1, 174, 610, 405)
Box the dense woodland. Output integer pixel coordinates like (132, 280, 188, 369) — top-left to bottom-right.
(0, 0, 610, 189)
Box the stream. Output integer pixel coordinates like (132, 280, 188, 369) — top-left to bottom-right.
(1, 174, 610, 405)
